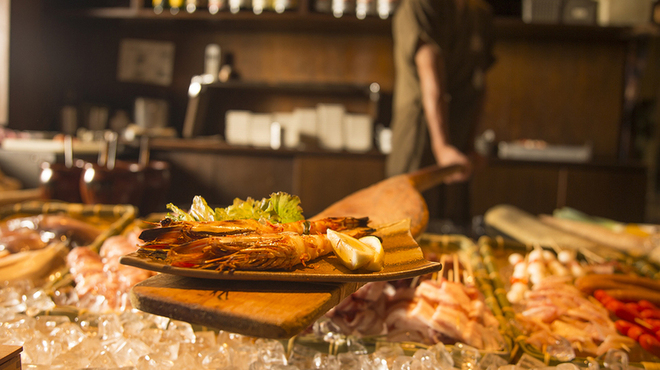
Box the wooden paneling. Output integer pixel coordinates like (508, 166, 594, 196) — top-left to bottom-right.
(293, 154, 385, 216)
(470, 160, 647, 223)
(482, 38, 627, 158)
(565, 166, 647, 222)
(0, 0, 8, 125)
(470, 161, 560, 218)
(9, 0, 57, 130)
(152, 150, 295, 209)
(151, 146, 385, 217)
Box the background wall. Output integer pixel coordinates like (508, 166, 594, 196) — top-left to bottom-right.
(4, 2, 653, 222)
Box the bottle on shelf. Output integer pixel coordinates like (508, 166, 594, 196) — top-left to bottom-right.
(355, 0, 376, 19)
(377, 0, 397, 19)
(208, 0, 227, 13)
(169, 0, 184, 14)
(152, 0, 165, 13)
(332, 0, 355, 18)
(229, 0, 251, 14)
(273, 0, 297, 13)
(252, 0, 272, 14)
(186, 0, 204, 13)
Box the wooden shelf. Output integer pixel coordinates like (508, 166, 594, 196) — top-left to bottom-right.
(494, 17, 659, 41)
(200, 81, 380, 96)
(148, 137, 386, 157)
(51, 4, 658, 40)
(51, 3, 393, 33)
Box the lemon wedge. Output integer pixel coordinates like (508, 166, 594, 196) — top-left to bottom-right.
(326, 229, 384, 272)
(359, 235, 384, 272)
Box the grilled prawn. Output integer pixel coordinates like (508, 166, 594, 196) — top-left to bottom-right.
(139, 216, 372, 249)
(166, 232, 333, 271)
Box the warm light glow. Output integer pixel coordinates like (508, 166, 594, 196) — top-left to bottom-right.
(188, 81, 202, 97)
(40, 168, 52, 184)
(83, 168, 95, 184)
(356, 2, 367, 19)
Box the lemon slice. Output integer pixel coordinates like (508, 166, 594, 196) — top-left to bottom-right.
(327, 229, 375, 270)
(359, 235, 384, 272)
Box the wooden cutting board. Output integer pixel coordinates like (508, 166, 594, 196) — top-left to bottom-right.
(128, 165, 462, 339)
(131, 274, 362, 339)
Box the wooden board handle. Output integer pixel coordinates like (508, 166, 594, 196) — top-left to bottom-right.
(406, 164, 466, 193)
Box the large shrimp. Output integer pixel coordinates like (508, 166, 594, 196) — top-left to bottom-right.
(139, 216, 372, 249)
(165, 232, 333, 271)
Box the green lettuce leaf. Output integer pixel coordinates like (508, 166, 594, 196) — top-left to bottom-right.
(167, 192, 304, 223)
(165, 203, 196, 221)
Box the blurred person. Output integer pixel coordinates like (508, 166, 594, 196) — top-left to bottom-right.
(386, 0, 496, 225)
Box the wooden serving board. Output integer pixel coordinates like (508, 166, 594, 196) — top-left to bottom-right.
(131, 274, 362, 339)
(128, 165, 461, 339)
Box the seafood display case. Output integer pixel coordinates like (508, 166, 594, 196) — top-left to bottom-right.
(4, 197, 660, 369)
(0, 201, 137, 284)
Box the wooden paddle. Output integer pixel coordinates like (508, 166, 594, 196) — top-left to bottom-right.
(128, 164, 463, 339)
(311, 164, 465, 238)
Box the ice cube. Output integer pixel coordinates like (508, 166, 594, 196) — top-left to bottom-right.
(25, 289, 55, 316)
(200, 345, 233, 369)
(163, 320, 195, 343)
(49, 322, 87, 350)
(111, 337, 152, 367)
(98, 314, 124, 342)
(452, 343, 481, 370)
(479, 353, 508, 370)
(346, 336, 368, 355)
(312, 352, 339, 370)
(88, 349, 119, 368)
(173, 351, 201, 370)
(604, 348, 629, 370)
(338, 352, 362, 370)
(392, 355, 421, 370)
(256, 338, 286, 366)
(136, 352, 175, 370)
(547, 337, 575, 362)
(516, 353, 546, 370)
(288, 344, 320, 369)
(428, 342, 454, 369)
(35, 315, 70, 334)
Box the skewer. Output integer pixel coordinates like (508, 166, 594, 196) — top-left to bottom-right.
(437, 254, 447, 282)
(410, 275, 420, 288)
(461, 252, 474, 286)
(453, 253, 460, 283)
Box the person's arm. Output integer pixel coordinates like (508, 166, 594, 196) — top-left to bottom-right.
(415, 41, 471, 182)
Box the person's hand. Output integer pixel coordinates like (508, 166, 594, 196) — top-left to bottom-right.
(432, 144, 472, 183)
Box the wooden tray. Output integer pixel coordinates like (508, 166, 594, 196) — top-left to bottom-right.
(120, 227, 441, 283)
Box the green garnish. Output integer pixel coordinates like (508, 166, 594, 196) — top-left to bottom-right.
(166, 192, 304, 224)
